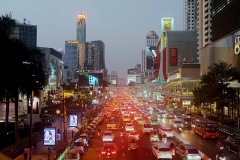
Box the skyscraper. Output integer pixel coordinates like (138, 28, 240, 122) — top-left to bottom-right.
(84, 40, 105, 71)
(184, 0, 197, 31)
(12, 21, 37, 49)
(76, 13, 86, 43)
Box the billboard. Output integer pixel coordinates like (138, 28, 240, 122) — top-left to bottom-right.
(43, 127, 56, 146)
(78, 72, 103, 87)
(127, 68, 136, 74)
(161, 17, 174, 32)
(69, 115, 78, 127)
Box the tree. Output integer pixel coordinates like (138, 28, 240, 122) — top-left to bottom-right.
(199, 61, 240, 123)
(0, 14, 49, 142)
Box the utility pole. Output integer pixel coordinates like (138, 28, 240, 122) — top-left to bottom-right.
(29, 90, 34, 160)
(63, 91, 67, 142)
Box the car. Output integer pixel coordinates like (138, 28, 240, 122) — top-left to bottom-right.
(158, 126, 173, 137)
(100, 143, 117, 158)
(226, 136, 240, 157)
(150, 129, 160, 142)
(125, 123, 135, 131)
(180, 117, 192, 128)
(74, 138, 86, 154)
(171, 119, 182, 129)
(137, 118, 145, 125)
(133, 114, 142, 120)
(128, 130, 139, 140)
(141, 123, 153, 133)
(64, 148, 81, 160)
(152, 143, 172, 159)
(175, 143, 201, 160)
(102, 130, 115, 142)
(122, 114, 131, 122)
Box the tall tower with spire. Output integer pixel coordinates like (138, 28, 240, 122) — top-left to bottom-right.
(76, 9, 86, 43)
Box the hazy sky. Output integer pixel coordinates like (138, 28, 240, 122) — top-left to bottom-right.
(1, 0, 184, 78)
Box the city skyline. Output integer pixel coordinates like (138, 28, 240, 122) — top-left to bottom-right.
(0, 0, 184, 78)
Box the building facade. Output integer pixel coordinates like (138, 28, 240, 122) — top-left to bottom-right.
(13, 22, 37, 49)
(63, 40, 79, 82)
(84, 40, 106, 71)
(76, 14, 86, 43)
(184, 0, 197, 31)
(157, 30, 198, 83)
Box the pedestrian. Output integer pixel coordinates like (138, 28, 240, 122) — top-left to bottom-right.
(23, 147, 28, 160)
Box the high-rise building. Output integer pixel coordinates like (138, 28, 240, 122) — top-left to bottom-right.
(12, 21, 37, 49)
(197, 0, 212, 62)
(63, 40, 79, 82)
(76, 14, 86, 43)
(199, 0, 240, 75)
(184, 0, 197, 31)
(85, 40, 106, 71)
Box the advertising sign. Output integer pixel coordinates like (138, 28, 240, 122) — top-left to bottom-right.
(43, 127, 56, 146)
(234, 35, 240, 55)
(69, 115, 78, 127)
(161, 17, 174, 32)
(169, 48, 178, 66)
(79, 72, 103, 87)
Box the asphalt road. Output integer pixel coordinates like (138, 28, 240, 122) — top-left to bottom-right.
(81, 119, 179, 160)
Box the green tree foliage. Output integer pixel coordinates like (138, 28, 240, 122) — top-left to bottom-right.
(195, 61, 240, 123)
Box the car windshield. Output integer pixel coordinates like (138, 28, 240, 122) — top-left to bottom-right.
(144, 124, 151, 128)
(127, 124, 133, 126)
(104, 132, 112, 136)
(188, 149, 199, 154)
(173, 121, 181, 123)
(163, 128, 172, 131)
(159, 148, 170, 151)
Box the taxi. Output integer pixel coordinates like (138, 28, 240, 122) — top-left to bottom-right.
(137, 118, 145, 125)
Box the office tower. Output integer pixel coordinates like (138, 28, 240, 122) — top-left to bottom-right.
(197, 0, 212, 62)
(184, 0, 197, 31)
(199, 0, 240, 74)
(76, 13, 86, 43)
(85, 40, 105, 71)
(12, 20, 37, 49)
(63, 40, 79, 81)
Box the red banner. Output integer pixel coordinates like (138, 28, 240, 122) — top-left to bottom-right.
(169, 48, 177, 66)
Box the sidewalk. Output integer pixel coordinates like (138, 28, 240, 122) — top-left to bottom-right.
(31, 116, 73, 160)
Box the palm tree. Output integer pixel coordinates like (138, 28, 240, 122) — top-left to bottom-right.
(0, 14, 49, 142)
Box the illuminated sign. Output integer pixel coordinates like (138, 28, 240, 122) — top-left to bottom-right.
(43, 127, 56, 146)
(67, 40, 79, 44)
(161, 17, 174, 32)
(234, 35, 240, 55)
(69, 115, 78, 127)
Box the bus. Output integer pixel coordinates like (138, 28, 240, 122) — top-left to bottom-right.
(191, 116, 219, 139)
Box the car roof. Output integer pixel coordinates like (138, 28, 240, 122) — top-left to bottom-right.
(155, 143, 169, 148)
(103, 143, 115, 146)
(180, 144, 197, 149)
(104, 130, 113, 133)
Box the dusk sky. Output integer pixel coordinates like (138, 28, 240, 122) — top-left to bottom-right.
(1, 0, 184, 78)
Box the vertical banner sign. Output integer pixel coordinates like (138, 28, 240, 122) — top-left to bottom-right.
(43, 127, 56, 146)
(69, 115, 78, 127)
(169, 48, 178, 66)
